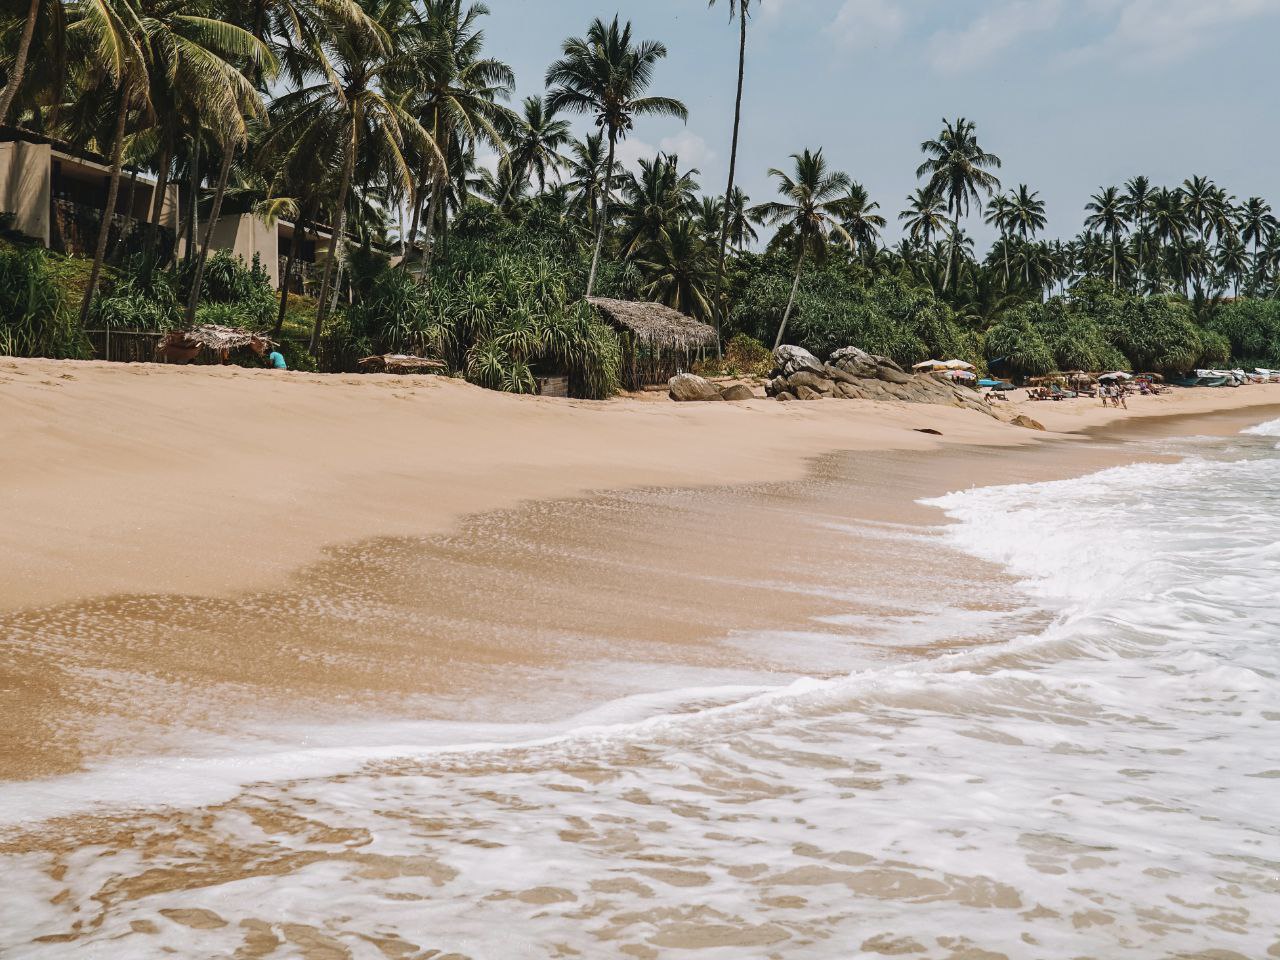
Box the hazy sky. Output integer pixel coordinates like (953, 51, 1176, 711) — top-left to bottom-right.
(482, 0, 1280, 245)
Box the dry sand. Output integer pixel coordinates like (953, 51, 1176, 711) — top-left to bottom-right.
(3, 357, 1280, 782)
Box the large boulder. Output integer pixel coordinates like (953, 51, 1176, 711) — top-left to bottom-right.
(876, 366, 915, 385)
(773, 345, 826, 378)
(719, 384, 756, 402)
(787, 370, 835, 395)
(794, 384, 824, 400)
(827, 346, 880, 379)
(669, 373, 724, 402)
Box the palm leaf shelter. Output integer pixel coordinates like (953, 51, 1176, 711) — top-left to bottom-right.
(587, 297, 718, 391)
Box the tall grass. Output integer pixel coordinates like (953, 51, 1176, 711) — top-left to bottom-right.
(0, 246, 90, 358)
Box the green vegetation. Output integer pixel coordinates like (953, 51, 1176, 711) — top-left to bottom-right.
(2, 0, 1280, 388)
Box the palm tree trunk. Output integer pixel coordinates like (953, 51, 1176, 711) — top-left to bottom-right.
(402, 176, 425, 273)
(182, 139, 200, 266)
(149, 136, 172, 226)
(773, 250, 805, 350)
(0, 0, 40, 122)
(78, 90, 130, 327)
(310, 134, 355, 354)
(710, 11, 748, 358)
(184, 142, 235, 326)
(112, 166, 140, 261)
(585, 132, 616, 298)
(274, 207, 310, 339)
(420, 177, 442, 280)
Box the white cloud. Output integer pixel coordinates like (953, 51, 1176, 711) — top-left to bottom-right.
(614, 132, 716, 175)
(832, 0, 906, 49)
(927, 0, 1063, 73)
(1086, 0, 1280, 63)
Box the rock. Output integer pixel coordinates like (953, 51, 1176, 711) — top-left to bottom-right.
(793, 384, 824, 400)
(876, 366, 914, 385)
(719, 384, 756, 402)
(872, 355, 905, 373)
(668, 373, 723, 402)
(775, 390, 795, 402)
(786, 370, 835, 394)
(834, 382, 865, 399)
(1010, 414, 1045, 431)
(773, 345, 826, 378)
(822, 363, 863, 386)
(915, 428, 943, 436)
(766, 376, 788, 397)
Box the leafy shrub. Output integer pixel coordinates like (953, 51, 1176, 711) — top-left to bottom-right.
(0, 245, 89, 358)
(1205, 298, 1280, 367)
(985, 309, 1055, 379)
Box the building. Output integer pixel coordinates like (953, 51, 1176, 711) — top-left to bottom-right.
(0, 126, 336, 294)
(0, 126, 180, 258)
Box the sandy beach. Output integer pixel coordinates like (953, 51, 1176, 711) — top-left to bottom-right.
(4, 360, 1280, 959)
(3, 357, 1280, 783)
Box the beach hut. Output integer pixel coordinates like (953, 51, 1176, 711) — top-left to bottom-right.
(358, 354, 447, 375)
(156, 324, 274, 364)
(586, 297, 719, 391)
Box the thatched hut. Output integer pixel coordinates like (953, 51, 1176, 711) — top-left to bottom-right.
(358, 354, 447, 375)
(587, 297, 718, 390)
(156, 324, 274, 364)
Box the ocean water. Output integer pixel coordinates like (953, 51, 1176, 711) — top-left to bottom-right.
(2, 422, 1279, 959)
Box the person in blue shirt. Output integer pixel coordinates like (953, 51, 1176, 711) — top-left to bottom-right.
(268, 348, 287, 370)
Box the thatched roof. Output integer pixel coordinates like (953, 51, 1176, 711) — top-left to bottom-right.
(165, 324, 273, 352)
(587, 297, 717, 349)
(358, 354, 447, 374)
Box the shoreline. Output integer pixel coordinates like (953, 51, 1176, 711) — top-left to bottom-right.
(3, 358, 1279, 789)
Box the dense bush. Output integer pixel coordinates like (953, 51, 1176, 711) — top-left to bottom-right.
(0, 245, 90, 358)
(985, 308, 1055, 379)
(344, 254, 622, 399)
(1205, 299, 1280, 367)
(731, 257, 978, 368)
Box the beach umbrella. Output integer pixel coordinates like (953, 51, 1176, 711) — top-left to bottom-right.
(942, 359, 976, 370)
(913, 359, 946, 370)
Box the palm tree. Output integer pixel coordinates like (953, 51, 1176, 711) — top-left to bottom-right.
(705, 0, 752, 350)
(562, 132, 613, 232)
(0, 0, 44, 121)
(1238, 196, 1276, 286)
(751, 148, 853, 348)
(900, 186, 946, 247)
(983, 193, 1013, 283)
(1084, 186, 1127, 289)
(725, 185, 756, 251)
(268, 0, 434, 351)
(505, 94, 570, 194)
(916, 117, 1002, 223)
(545, 15, 687, 297)
(636, 218, 714, 320)
(834, 182, 885, 264)
(616, 152, 698, 259)
(402, 0, 513, 278)
(693, 194, 723, 242)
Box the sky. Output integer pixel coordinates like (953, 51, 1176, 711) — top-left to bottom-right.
(481, 0, 1280, 247)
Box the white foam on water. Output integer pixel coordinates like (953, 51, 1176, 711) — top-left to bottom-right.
(1241, 415, 1280, 436)
(4, 426, 1280, 957)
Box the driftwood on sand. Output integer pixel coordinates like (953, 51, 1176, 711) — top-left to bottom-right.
(357, 354, 447, 375)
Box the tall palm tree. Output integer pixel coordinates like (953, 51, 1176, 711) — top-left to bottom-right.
(545, 15, 687, 297)
(1239, 196, 1276, 284)
(402, 0, 513, 278)
(750, 148, 852, 348)
(268, 0, 433, 351)
(834, 181, 885, 264)
(1084, 186, 1127, 289)
(916, 117, 1002, 223)
(705, 0, 751, 351)
(505, 94, 569, 194)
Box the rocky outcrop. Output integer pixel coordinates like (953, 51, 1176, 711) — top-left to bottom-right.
(668, 373, 724, 402)
(764, 346, 999, 418)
